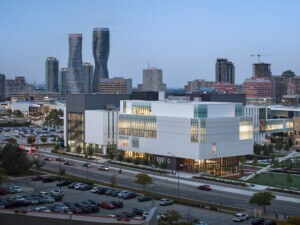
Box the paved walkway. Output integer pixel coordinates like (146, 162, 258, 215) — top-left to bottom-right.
(240, 151, 300, 181)
(39, 152, 300, 204)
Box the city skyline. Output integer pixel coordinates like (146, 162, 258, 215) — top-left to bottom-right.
(0, 0, 300, 87)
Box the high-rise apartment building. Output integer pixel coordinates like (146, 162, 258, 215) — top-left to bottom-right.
(66, 34, 84, 94)
(45, 57, 59, 92)
(0, 73, 6, 100)
(83, 63, 93, 93)
(215, 58, 235, 84)
(184, 79, 206, 92)
(243, 77, 272, 98)
(60, 68, 67, 99)
(253, 63, 271, 78)
(5, 76, 27, 97)
(93, 28, 110, 93)
(140, 67, 166, 92)
(99, 77, 132, 94)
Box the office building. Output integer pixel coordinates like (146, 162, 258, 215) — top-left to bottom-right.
(210, 82, 237, 94)
(184, 79, 206, 92)
(83, 63, 93, 93)
(45, 57, 59, 92)
(93, 28, 110, 92)
(118, 100, 253, 174)
(243, 77, 272, 98)
(0, 73, 5, 100)
(215, 58, 235, 84)
(66, 34, 84, 94)
(99, 77, 132, 94)
(253, 63, 271, 78)
(139, 67, 166, 92)
(5, 76, 27, 97)
(60, 68, 67, 99)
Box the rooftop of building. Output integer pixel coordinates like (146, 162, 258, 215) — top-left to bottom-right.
(93, 27, 109, 32)
(123, 99, 242, 105)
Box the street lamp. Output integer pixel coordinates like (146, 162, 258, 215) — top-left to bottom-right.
(168, 152, 180, 201)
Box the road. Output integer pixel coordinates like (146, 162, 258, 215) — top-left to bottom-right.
(39, 152, 300, 217)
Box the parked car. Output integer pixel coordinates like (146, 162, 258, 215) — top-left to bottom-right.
(98, 165, 109, 171)
(74, 183, 84, 190)
(64, 161, 73, 166)
(91, 186, 100, 193)
(9, 186, 22, 193)
(39, 191, 49, 197)
(36, 206, 51, 212)
(117, 190, 130, 198)
(157, 212, 166, 220)
(121, 212, 136, 218)
(98, 187, 109, 194)
(198, 185, 212, 191)
(51, 190, 64, 196)
(56, 158, 65, 162)
(43, 196, 55, 203)
(263, 220, 277, 225)
(160, 199, 173, 206)
(44, 157, 52, 161)
(252, 218, 265, 225)
(111, 190, 120, 197)
(123, 192, 137, 200)
(133, 208, 145, 216)
(233, 213, 249, 222)
(138, 195, 152, 202)
(110, 200, 123, 208)
(195, 221, 208, 225)
(100, 202, 116, 210)
(0, 188, 7, 195)
(83, 163, 92, 168)
(57, 180, 72, 187)
(32, 175, 44, 181)
(68, 183, 78, 189)
(43, 177, 55, 183)
(79, 184, 92, 191)
(88, 199, 101, 206)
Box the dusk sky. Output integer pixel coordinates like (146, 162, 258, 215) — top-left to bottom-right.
(0, 0, 299, 87)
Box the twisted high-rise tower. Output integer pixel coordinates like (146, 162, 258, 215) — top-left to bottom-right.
(92, 28, 110, 93)
(66, 34, 84, 94)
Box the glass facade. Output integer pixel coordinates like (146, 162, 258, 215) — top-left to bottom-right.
(119, 114, 157, 138)
(200, 119, 206, 143)
(45, 57, 59, 92)
(190, 119, 199, 143)
(67, 113, 84, 151)
(132, 102, 152, 115)
(239, 118, 253, 140)
(118, 136, 129, 147)
(235, 104, 244, 116)
(194, 105, 208, 118)
(93, 28, 110, 93)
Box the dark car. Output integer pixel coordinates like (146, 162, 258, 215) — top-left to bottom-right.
(32, 175, 44, 181)
(137, 195, 152, 202)
(88, 199, 101, 206)
(57, 180, 72, 187)
(111, 190, 120, 197)
(52, 194, 63, 202)
(43, 177, 55, 183)
(44, 157, 52, 161)
(0, 188, 8, 195)
(110, 200, 123, 208)
(121, 212, 136, 218)
(68, 183, 77, 189)
(123, 192, 137, 200)
(133, 208, 145, 216)
(64, 161, 73, 166)
(252, 218, 265, 225)
(56, 158, 65, 162)
(80, 201, 99, 213)
(198, 185, 212, 191)
(263, 220, 277, 225)
(83, 163, 92, 168)
(73, 203, 92, 214)
(79, 184, 92, 191)
(98, 187, 109, 194)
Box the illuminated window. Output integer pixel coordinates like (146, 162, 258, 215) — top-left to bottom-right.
(190, 119, 199, 143)
(118, 136, 129, 146)
(200, 119, 206, 143)
(239, 118, 253, 140)
(211, 143, 216, 154)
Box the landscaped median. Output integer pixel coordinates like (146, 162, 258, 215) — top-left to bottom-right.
(38, 168, 244, 214)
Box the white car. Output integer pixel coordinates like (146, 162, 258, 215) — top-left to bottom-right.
(36, 207, 51, 213)
(51, 190, 64, 196)
(74, 183, 84, 190)
(157, 212, 166, 220)
(142, 211, 149, 219)
(117, 190, 130, 198)
(91, 186, 100, 193)
(233, 213, 249, 222)
(98, 165, 109, 171)
(39, 191, 49, 197)
(159, 199, 173, 206)
(43, 196, 55, 203)
(10, 186, 22, 193)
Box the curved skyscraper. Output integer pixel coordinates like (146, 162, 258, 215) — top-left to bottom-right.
(92, 28, 110, 93)
(66, 34, 84, 94)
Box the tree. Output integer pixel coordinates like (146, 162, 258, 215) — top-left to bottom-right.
(76, 146, 82, 154)
(110, 175, 117, 188)
(40, 136, 47, 143)
(108, 151, 114, 160)
(125, 157, 132, 163)
(249, 191, 275, 213)
(160, 161, 168, 173)
(252, 158, 258, 168)
(116, 150, 124, 162)
(0, 167, 8, 187)
(135, 173, 152, 193)
(27, 135, 36, 145)
(267, 143, 274, 154)
(32, 157, 45, 174)
(159, 209, 181, 225)
(134, 157, 141, 166)
(7, 138, 17, 144)
(253, 144, 262, 155)
(143, 154, 149, 165)
(284, 144, 290, 151)
(286, 173, 293, 191)
(1, 143, 32, 175)
(13, 110, 23, 117)
(54, 143, 60, 151)
(87, 145, 94, 158)
(239, 156, 247, 176)
(277, 216, 300, 225)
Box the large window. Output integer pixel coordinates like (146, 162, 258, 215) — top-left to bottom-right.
(239, 118, 253, 140)
(200, 119, 206, 143)
(235, 104, 244, 117)
(190, 119, 199, 143)
(194, 105, 207, 118)
(132, 102, 151, 115)
(67, 113, 84, 151)
(118, 136, 129, 146)
(119, 114, 156, 138)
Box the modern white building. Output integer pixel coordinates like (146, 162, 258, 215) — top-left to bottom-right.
(117, 100, 254, 174)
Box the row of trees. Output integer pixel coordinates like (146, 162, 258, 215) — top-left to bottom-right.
(44, 109, 63, 127)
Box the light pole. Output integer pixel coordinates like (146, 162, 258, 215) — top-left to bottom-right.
(150, 184, 155, 207)
(168, 152, 180, 201)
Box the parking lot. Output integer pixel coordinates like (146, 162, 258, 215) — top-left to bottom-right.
(0, 176, 253, 225)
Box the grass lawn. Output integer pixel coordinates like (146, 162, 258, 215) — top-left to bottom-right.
(249, 172, 300, 189)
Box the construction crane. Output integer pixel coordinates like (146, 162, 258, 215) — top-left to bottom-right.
(251, 53, 274, 63)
